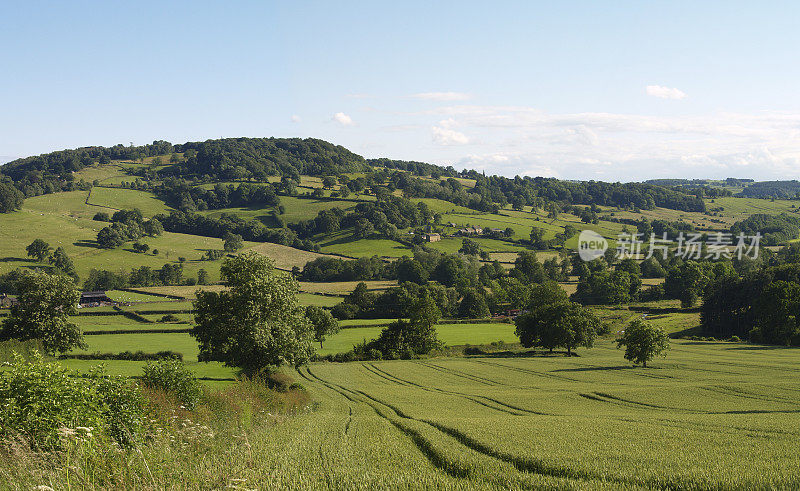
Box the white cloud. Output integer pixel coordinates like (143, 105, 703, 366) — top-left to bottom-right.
(432, 118, 470, 145)
(332, 112, 354, 126)
(290, 115, 301, 123)
(401, 104, 800, 180)
(646, 85, 687, 100)
(411, 91, 472, 101)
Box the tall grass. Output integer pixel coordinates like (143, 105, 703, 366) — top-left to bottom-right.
(0, 373, 311, 489)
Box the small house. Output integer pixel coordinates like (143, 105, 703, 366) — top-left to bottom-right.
(424, 233, 441, 242)
(80, 291, 114, 307)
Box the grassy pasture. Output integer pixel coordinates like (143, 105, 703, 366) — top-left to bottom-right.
(86, 187, 171, 216)
(243, 241, 349, 270)
(410, 198, 478, 215)
(318, 231, 412, 258)
(279, 196, 356, 222)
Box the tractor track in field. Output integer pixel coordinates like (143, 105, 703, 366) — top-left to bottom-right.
(415, 361, 504, 386)
(617, 416, 800, 439)
(301, 366, 679, 490)
(470, 359, 582, 382)
(578, 391, 706, 413)
(365, 363, 545, 416)
(699, 384, 800, 406)
(360, 363, 411, 386)
(297, 368, 355, 437)
(300, 367, 473, 480)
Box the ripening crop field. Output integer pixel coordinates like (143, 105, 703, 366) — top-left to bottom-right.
(287, 339, 800, 489)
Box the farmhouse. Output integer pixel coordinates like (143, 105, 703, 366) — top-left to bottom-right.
(423, 233, 441, 242)
(80, 291, 114, 307)
(457, 227, 483, 236)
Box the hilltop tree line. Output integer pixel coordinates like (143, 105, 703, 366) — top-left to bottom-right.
(1, 137, 709, 216)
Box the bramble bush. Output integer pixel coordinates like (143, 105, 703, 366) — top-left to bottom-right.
(0, 352, 144, 449)
(141, 359, 203, 409)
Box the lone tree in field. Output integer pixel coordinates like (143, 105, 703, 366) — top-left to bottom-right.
(305, 305, 340, 348)
(515, 301, 600, 355)
(223, 232, 244, 253)
(26, 239, 52, 262)
(192, 252, 314, 374)
(617, 319, 670, 367)
(0, 270, 85, 354)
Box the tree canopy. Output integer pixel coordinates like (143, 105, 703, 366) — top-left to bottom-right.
(0, 270, 84, 354)
(192, 253, 314, 373)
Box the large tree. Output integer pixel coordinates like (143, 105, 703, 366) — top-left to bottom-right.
(616, 319, 670, 367)
(26, 239, 52, 262)
(515, 301, 600, 355)
(0, 270, 84, 354)
(192, 253, 314, 374)
(223, 232, 244, 252)
(0, 183, 24, 213)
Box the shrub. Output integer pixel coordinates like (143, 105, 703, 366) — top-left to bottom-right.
(265, 372, 295, 392)
(141, 359, 203, 409)
(0, 352, 144, 449)
(161, 314, 180, 322)
(729, 335, 742, 342)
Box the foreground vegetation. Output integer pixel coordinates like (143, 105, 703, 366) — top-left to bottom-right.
(2, 336, 798, 489)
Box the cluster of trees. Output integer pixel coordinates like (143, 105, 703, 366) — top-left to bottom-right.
(0, 182, 24, 212)
(24, 239, 78, 280)
(368, 158, 458, 179)
(83, 263, 200, 290)
(329, 249, 575, 322)
(155, 210, 316, 251)
(351, 291, 443, 360)
(0, 141, 171, 210)
(300, 256, 391, 282)
(153, 178, 280, 211)
(738, 180, 800, 199)
(702, 248, 800, 345)
(570, 249, 736, 308)
(167, 137, 370, 180)
(730, 213, 800, 246)
(332, 281, 464, 320)
(291, 195, 431, 240)
(96, 209, 164, 249)
(392, 171, 706, 213)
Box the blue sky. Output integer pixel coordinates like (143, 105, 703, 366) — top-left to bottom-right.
(3, 1, 800, 181)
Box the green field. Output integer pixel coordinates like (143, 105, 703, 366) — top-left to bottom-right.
(87, 186, 171, 216)
(410, 198, 479, 215)
(318, 230, 412, 258)
(0, 191, 233, 281)
(290, 338, 800, 488)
